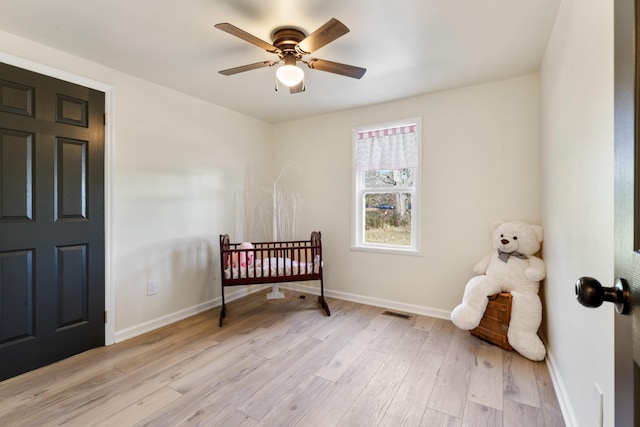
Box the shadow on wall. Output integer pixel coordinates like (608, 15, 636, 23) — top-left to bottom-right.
(115, 237, 219, 329)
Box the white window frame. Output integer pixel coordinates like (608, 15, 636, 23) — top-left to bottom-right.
(351, 117, 422, 255)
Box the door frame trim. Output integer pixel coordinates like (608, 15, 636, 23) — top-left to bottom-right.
(0, 51, 116, 345)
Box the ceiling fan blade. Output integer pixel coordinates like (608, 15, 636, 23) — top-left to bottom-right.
(289, 80, 305, 94)
(296, 18, 350, 55)
(306, 59, 366, 79)
(218, 60, 277, 76)
(215, 23, 280, 54)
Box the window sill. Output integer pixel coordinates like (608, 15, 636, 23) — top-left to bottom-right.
(350, 245, 423, 257)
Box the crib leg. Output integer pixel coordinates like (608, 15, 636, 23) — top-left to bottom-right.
(219, 286, 226, 327)
(318, 296, 331, 316)
(219, 305, 225, 327)
(318, 278, 331, 316)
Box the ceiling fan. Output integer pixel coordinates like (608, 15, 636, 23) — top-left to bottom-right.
(214, 18, 366, 94)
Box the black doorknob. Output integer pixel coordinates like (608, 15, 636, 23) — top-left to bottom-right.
(575, 277, 631, 315)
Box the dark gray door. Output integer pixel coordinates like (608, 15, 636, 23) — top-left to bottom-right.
(614, 0, 639, 424)
(0, 62, 105, 381)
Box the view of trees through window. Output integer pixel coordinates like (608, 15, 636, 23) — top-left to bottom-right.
(363, 168, 414, 246)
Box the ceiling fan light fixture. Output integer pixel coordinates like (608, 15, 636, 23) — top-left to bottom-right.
(276, 63, 304, 87)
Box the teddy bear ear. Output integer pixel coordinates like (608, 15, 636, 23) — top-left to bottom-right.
(531, 224, 544, 242)
(490, 220, 504, 233)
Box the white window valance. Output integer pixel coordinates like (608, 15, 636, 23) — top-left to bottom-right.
(355, 125, 418, 172)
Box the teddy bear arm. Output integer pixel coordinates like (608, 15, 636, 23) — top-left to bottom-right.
(473, 252, 493, 275)
(524, 256, 546, 281)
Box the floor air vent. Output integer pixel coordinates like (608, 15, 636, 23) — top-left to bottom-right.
(381, 310, 412, 320)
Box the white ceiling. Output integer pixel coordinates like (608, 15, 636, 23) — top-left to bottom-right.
(0, 0, 560, 123)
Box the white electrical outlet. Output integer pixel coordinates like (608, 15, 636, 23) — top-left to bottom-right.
(147, 280, 158, 296)
(594, 382, 603, 427)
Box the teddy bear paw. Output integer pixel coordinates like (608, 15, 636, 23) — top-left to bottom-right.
(451, 303, 484, 330)
(508, 330, 546, 361)
(524, 268, 545, 282)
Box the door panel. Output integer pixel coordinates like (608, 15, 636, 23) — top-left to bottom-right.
(56, 137, 88, 219)
(613, 0, 640, 425)
(0, 249, 34, 344)
(0, 129, 33, 220)
(0, 62, 105, 381)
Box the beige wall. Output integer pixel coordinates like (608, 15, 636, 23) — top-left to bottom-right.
(272, 74, 542, 315)
(0, 30, 273, 339)
(541, 0, 615, 425)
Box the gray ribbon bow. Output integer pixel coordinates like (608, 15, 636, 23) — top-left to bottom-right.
(498, 249, 528, 262)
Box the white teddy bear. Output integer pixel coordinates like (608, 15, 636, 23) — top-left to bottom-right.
(450, 220, 546, 361)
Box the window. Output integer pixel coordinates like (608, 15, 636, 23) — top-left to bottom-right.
(352, 118, 422, 254)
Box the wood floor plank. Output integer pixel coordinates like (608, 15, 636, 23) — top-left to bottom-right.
(503, 351, 542, 408)
(24, 319, 253, 426)
(420, 408, 463, 427)
(0, 292, 565, 427)
(133, 352, 268, 426)
(447, 327, 482, 361)
(315, 313, 393, 382)
(337, 327, 428, 426)
(113, 325, 220, 374)
(181, 338, 325, 426)
(137, 335, 322, 426)
(533, 360, 566, 427)
(368, 315, 414, 353)
(503, 399, 546, 427)
(462, 401, 503, 426)
(379, 345, 445, 426)
(247, 302, 329, 360)
(215, 410, 259, 427)
(467, 341, 504, 410)
(24, 340, 232, 426)
(427, 327, 479, 418)
(305, 303, 362, 341)
(255, 374, 335, 426)
(92, 386, 183, 427)
(0, 310, 213, 413)
(0, 367, 127, 426)
(238, 313, 371, 421)
(413, 314, 437, 331)
(167, 327, 268, 393)
(297, 349, 388, 427)
(424, 319, 456, 355)
(427, 356, 472, 419)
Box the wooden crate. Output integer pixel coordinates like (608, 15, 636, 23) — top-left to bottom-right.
(470, 292, 513, 351)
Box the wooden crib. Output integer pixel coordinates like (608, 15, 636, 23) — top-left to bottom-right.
(218, 231, 331, 326)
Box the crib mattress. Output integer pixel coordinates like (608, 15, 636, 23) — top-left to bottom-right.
(224, 256, 321, 279)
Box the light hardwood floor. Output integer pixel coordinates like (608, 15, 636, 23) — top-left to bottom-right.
(0, 291, 565, 426)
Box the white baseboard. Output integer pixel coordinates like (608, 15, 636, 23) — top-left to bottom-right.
(114, 285, 269, 342)
(279, 283, 452, 320)
(115, 284, 451, 342)
(544, 347, 577, 427)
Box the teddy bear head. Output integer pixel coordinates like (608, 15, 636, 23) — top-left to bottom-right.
(490, 220, 543, 256)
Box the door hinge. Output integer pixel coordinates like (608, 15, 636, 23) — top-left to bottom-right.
(104, 310, 108, 324)
(103, 113, 106, 125)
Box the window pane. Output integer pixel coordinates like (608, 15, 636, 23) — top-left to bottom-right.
(364, 192, 412, 246)
(364, 168, 414, 189)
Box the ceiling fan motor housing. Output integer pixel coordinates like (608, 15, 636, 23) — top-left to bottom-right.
(271, 27, 307, 57)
